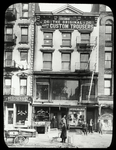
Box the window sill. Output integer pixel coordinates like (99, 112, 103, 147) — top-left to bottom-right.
(59, 49, 74, 53)
(60, 45, 72, 48)
(42, 45, 53, 47)
(40, 49, 55, 53)
(19, 42, 29, 44)
(20, 17, 29, 19)
(41, 69, 52, 71)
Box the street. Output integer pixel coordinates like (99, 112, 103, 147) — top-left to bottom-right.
(6, 130, 113, 148)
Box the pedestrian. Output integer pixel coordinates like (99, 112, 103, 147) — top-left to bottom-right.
(82, 121, 88, 135)
(98, 119, 103, 134)
(51, 115, 57, 128)
(89, 119, 93, 133)
(60, 115, 67, 143)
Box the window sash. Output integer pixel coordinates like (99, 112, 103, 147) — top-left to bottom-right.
(44, 39, 52, 45)
(20, 79, 27, 86)
(104, 80, 111, 88)
(62, 40, 71, 46)
(21, 35, 28, 42)
(5, 52, 12, 60)
(6, 28, 13, 34)
(43, 61, 52, 69)
(81, 34, 90, 43)
(62, 62, 70, 70)
(105, 34, 111, 41)
(62, 33, 71, 39)
(43, 53, 52, 61)
(20, 52, 28, 62)
(80, 54, 89, 62)
(80, 63, 89, 70)
(105, 26, 112, 33)
(44, 33, 53, 39)
(22, 11, 28, 17)
(22, 4, 29, 10)
(62, 53, 70, 61)
(20, 86, 27, 95)
(104, 88, 110, 95)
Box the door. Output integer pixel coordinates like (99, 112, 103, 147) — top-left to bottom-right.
(6, 109, 14, 128)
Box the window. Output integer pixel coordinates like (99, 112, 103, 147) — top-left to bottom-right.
(20, 78, 27, 95)
(80, 53, 89, 70)
(16, 104, 28, 125)
(51, 79, 79, 100)
(62, 33, 71, 46)
(105, 52, 112, 69)
(21, 27, 28, 43)
(5, 27, 13, 41)
(62, 53, 71, 70)
(43, 32, 53, 46)
(4, 78, 11, 95)
(5, 51, 12, 66)
(22, 3, 29, 18)
(20, 51, 28, 62)
(43, 53, 52, 70)
(81, 34, 90, 43)
(36, 82, 49, 100)
(104, 79, 111, 95)
(105, 20, 112, 42)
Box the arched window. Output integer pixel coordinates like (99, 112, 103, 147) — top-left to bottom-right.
(105, 20, 113, 43)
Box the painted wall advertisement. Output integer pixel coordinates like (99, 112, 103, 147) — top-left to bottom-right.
(36, 15, 97, 31)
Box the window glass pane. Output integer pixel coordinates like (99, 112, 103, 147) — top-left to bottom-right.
(5, 79, 11, 85)
(105, 34, 111, 41)
(62, 33, 71, 39)
(62, 62, 70, 70)
(8, 110, 13, 124)
(52, 80, 79, 100)
(105, 61, 111, 68)
(80, 54, 89, 61)
(43, 62, 52, 69)
(105, 53, 111, 60)
(104, 80, 110, 87)
(44, 33, 52, 39)
(22, 12, 28, 17)
(43, 53, 51, 61)
(20, 52, 28, 61)
(62, 53, 70, 61)
(21, 35, 28, 42)
(6, 28, 13, 34)
(21, 28, 28, 35)
(105, 26, 112, 33)
(22, 4, 28, 10)
(36, 84, 48, 100)
(81, 34, 90, 39)
(62, 40, 71, 45)
(44, 39, 52, 45)
(6, 52, 12, 59)
(105, 47, 112, 51)
(20, 86, 27, 95)
(104, 88, 110, 95)
(80, 63, 89, 69)
(20, 79, 27, 86)
(16, 104, 28, 125)
(34, 108, 49, 121)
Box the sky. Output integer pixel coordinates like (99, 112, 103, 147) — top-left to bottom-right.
(39, 3, 92, 12)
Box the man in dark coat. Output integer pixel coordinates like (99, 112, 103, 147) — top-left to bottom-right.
(82, 121, 88, 135)
(60, 123, 67, 143)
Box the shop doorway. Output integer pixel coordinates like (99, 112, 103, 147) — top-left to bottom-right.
(6, 108, 14, 128)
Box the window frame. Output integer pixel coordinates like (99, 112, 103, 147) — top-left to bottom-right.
(80, 53, 90, 70)
(43, 52, 52, 70)
(43, 32, 53, 47)
(22, 3, 29, 18)
(21, 27, 28, 43)
(104, 79, 112, 96)
(20, 78, 27, 96)
(61, 32, 71, 47)
(61, 53, 71, 71)
(5, 27, 13, 41)
(104, 51, 112, 69)
(105, 20, 113, 43)
(81, 33, 90, 44)
(4, 77, 12, 95)
(20, 51, 28, 62)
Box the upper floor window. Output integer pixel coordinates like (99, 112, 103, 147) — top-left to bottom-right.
(21, 27, 28, 43)
(104, 79, 112, 95)
(105, 20, 113, 43)
(62, 33, 71, 47)
(4, 78, 11, 95)
(5, 51, 13, 67)
(43, 52, 52, 70)
(80, 53, 89, 70)
(20, 51, 28, 62)
(22, 3, 29, 18)
(61, 53, 71, 70)
(43, 32, 53, 46)
(81, 33, 90, 43)
(5, 27, 13, 41)
(20, 78, 27, 95)
(105, 52, 112, 69)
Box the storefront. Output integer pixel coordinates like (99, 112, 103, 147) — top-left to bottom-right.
(4, 96, 32, 129)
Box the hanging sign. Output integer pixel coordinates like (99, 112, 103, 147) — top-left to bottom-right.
(35, 15, 97, 31)
(4, 96, 32, 102)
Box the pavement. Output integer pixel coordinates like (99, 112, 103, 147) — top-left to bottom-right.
(5, 129, 113, 148)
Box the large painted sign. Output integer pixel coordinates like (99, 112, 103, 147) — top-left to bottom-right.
(4, 96, 32, 102)
(35, 15, 97, 31)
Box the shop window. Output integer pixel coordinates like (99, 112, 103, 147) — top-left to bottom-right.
(16, 104, 28, 125)
(105, 20, 112, 43)
(105, 52, 112, 69)
(20, 78, 27, 95)
(21, 27, 28, 43)
(62, 33, 71, 47)
(8, 110, 13, 124)
(36, 82, 49, 100)
(61, 53, 71, 70)
(22, 3, 29, 18)
(5, 27, 13, 41)
(81, 33, 90, 43)
(43, 32, 53, 46)
(80, 53, 89, 70)
(104, 79, 111, 95)
(20, 51, 28, 62)
(43, 52, 52, 70)
(34, 108, 49, 121)
(4, 78, 11, 95)
(51, 79, 79, 100)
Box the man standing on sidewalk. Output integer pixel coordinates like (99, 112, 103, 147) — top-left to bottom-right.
(89, 119, 93, 133)
(98, 119, 103, 134)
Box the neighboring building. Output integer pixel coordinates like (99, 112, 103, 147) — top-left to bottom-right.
(91, 4, 114, 133)
(34, 4, 99, 132)
(3, 3, 37, 129)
